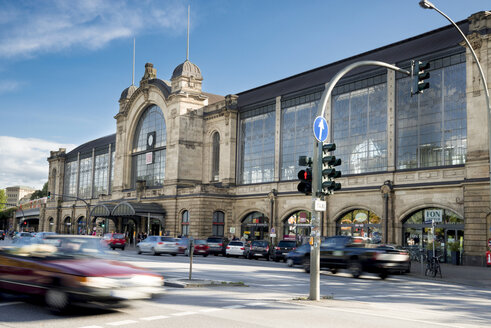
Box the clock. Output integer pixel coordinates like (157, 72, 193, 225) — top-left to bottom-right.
(147, 132, 156, 149)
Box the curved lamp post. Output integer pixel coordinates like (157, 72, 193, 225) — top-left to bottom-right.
(419, 0, 491, 211)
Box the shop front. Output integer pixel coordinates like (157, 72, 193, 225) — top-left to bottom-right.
(336, 209, 382, 243)
(241, 211, 269, 241)
(283, 210, 311, 243)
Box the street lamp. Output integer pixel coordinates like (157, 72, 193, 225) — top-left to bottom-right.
(418, 0, 491, 215)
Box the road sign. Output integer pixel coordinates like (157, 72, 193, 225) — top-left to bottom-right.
(314, 199, 326, 212)
(271, 227, 275, 234)
(313, 116, 328, 142)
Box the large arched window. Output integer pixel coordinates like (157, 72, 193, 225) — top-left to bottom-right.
(211, 132, 220, 181)
(212, 211, 224, 236)
(132, 105, 166, 188)
(241, 212, 269, 241)
(181, 210, 189, 236)
(336, 209, 381, 243)
(283, 210, 311, 242)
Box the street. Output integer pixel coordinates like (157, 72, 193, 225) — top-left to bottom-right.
(1, 248, 490, 328)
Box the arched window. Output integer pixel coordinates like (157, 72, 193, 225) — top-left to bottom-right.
(336, 209, 381, 243)
(77, 216, 86, 235)
(211, 132, 220, 181)
(241, 212, 269, 241)
(212, 211, 225, 236)
(283, 210, 311, 242)
(48, 217, 54, 232)
(132, 105, 166, 188)
(64, 217, 72, 234)
(181, 210, 189, 236)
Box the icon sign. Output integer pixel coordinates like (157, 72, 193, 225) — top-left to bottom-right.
(313, 116, 328, 142)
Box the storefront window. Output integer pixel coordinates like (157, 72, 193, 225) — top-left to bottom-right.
(336, 209, 382, 243)
(241, 212, 269, 241)
(283, 211, 311, 243)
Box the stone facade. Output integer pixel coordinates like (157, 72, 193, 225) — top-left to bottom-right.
(40, 11, 491, 266)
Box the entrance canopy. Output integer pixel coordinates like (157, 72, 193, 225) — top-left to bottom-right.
(16, 208, 40, 219)
(90, 201, 165, 221)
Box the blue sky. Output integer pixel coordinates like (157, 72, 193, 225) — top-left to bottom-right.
(0, 0, 489, 190)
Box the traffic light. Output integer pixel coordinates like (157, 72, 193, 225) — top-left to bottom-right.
(297, 156, 312, 195)
(412, 60, 430, 95)
(321, 143, 341, 195)
(47, 192, 51, 200)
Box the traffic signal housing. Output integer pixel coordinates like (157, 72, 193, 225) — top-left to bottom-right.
(321, 143, 341, 195)
(47, 191, 51, 200)
(297, 156, 312, 195)
(412, 60, 430, 95)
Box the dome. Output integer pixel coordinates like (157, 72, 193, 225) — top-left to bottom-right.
(171, 60, 202, 80)
(119, 85, 137, 101)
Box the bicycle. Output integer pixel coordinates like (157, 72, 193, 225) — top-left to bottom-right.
(425, 255, 442, 278)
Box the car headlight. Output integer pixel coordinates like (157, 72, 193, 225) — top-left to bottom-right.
(131, 275, 163, 287)
(80, 277, 118, 289)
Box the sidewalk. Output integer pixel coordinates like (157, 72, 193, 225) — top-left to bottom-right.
(408, 261, 491, 288)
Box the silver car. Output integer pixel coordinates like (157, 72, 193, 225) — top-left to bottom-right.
(226, 241, 246, 257)
(137, 236, 179, 256)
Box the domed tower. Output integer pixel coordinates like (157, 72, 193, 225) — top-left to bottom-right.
(171, 59, 203, 95)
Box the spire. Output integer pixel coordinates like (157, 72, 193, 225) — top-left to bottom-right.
(186, 5, 190, 61)
(132, 37, 135, 86)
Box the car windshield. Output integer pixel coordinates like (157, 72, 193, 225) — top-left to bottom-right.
(207, 238, 222, 243)
(194, 240, 206, 245)
(2, 236, 108, 259)
(252, 241, 268, 247)
(278, 241, 296, 247)
(113, 234, 125, 239)
(229, 242, 243, 246)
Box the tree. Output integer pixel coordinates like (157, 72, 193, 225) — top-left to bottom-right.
(0, 189, 6, 210)
(30, 182, 48, 200)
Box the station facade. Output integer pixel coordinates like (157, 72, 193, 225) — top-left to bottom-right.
(32, 12, 491, 266)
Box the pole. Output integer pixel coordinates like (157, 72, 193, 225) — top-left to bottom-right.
(310, 60, 410, 300)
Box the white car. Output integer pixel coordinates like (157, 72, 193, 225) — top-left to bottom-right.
(137, 236, 179, 256)
(226, 241, 246, 257)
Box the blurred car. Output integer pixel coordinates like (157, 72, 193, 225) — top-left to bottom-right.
(271, 240, 297, 262)
(12, 232, 33, 243)
(285, 243, 311, 267)
(226, 241, 246, 257)
(0, 235, 164, 313)
(137, 236, 179, 256)
(206, 236, 229, 256)
(33, 232, 57, 242)
(101, 233, 127, 250)
(374, 244, 411, 274)
(246, 240, 272, 261)
(0, 230, 5, 240)
(185, 239, 209, 257)
(176, 237, 189, 255)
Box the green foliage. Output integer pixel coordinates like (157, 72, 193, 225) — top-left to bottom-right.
(0, 189, 7, 210)
(0, 207, 16, 220)
(30, 182, 48, 200)
(448, 241, 460, 252)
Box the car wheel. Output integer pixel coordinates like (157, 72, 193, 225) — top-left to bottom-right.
(203, 254, 208, 257)
(266, 255, 270, 261)
(286, 258, 294, 267)
(152, 248, 159, 256)
(303, 256, 310, 273)
(122, 247, 125, 251)
(226, 254, 229, 257)
(348, 260, 362, 278)
(214, 253, 218, 256)
(171, 253, 177, 256)
(248, 254, 253, 260)
(330, 268, 338, 274)
(137, 246, 142, 254)
(45, 288, 69, 314)
(405, 261, 411, 274)
(379, 271, 388, 280)
(274, 258, 279, 262)
(111, 247, 115, 250)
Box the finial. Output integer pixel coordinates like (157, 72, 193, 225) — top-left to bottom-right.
(186, 5, 190, 61)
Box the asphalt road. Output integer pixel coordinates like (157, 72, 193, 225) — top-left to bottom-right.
(1, 249, 490, 328)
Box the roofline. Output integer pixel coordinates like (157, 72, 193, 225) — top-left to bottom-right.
(237, 19, 468, 96)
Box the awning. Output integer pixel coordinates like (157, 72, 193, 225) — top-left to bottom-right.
(112, 201, 165, 220)
(16, 208, 40, 218)
(90, 203, 116, 217)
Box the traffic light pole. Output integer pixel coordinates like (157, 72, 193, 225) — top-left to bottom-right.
(309, 60, 410, 301)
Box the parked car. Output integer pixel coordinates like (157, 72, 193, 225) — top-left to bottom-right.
(0, 230, 5, 240)
(101, 233, 127, 250)
(246, 240, 272, 260)
(0, 235, 164, 313)
(33, 232, 57, 242)
(226, 241, 246, 257)
(185, 239, 209, 257)
(271, 240, 298, 262)
(286, 243, 311, 267)
(206, 236, 229, 256)
(374, 244, 411, 274)
(12, 232, 33, 243)
(137, 236, 179, 256)
(176, 237, 189, 255)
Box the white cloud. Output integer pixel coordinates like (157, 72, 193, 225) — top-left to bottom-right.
(0, 0, 186, 58)
(0, 80, 21, 94)
(0, 136, 75, 190)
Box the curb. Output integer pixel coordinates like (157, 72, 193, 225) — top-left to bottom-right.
(164, 278, 247, 288)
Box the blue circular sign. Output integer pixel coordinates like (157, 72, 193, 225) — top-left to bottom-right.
(313, 116, 328, 142)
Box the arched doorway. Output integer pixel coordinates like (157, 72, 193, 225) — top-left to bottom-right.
(402, 208, 464, 264)
(283, 210, 311, 243)
(48, 217, 54, 232)
(63, 217, 72, 234)
(336, 209, 382, 243)
(77, 216, 86, 235)
(241, 212, 269, 241)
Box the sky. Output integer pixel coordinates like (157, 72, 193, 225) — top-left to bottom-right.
(0, 0, 489, 190)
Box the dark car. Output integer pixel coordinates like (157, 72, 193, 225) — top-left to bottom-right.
(0, 230, 5, 240)
(0, 235, 164, 313)
(271, 240, 298, 262)
(286, 243, 311, 267)
(246, 240, 272, 260)
(206, 236, 229, 256)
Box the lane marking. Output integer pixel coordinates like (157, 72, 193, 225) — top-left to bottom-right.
(0, 302, 22, 307)
(249, 302, 267, 306)
(79, 326, 104, 328)
(223, 305, 246, 309)
(107, 320, 139, 326)
(172, 311, 197, 316)
(199, 308, 223, 313)
(140, 315, 169, 321)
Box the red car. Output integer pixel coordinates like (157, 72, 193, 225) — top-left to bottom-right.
(187, 239, 209, 257)
(0, 235, 164, 313)
(101, 232, 127, 250)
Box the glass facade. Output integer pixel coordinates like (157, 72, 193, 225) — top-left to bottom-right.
(78, 157, 92, 199)
(332, 80, 388, 175)
(280, 91, 322, 180)
(63, 161, 78, 199)
(132, 105, 166, 187)
(212, 132, 220, 181)
(396, 54, 466, 169)
(93, 152, 109, 197)
(239, 103, 275, 184)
